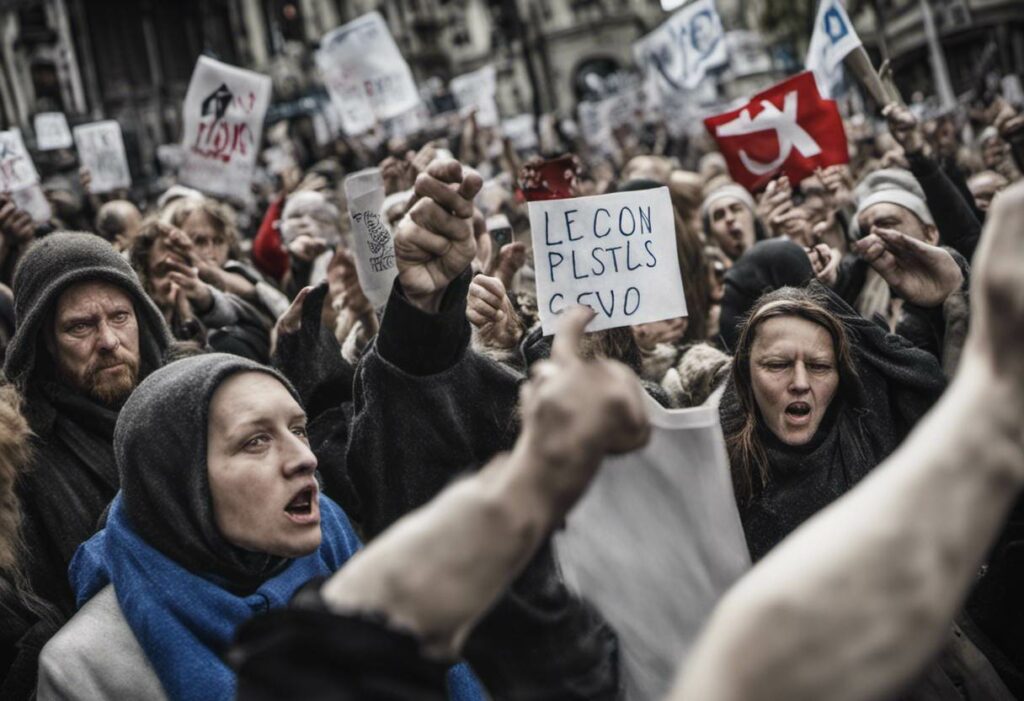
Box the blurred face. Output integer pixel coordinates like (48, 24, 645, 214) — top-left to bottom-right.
(708, 197, 756, 260)
(750, 315, 839, 446)
(280, 194, 341, 245)
(50, 281, 140, 407)
(206, 372, 321, 558)
(856, 202, 937, 245)
(182, 210, 229, 266)
(968, 172, 1008, 213)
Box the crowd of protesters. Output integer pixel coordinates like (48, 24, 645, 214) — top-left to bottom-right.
(1, 67, 1024, 701)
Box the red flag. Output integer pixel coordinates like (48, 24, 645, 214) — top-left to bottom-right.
(704, 72, 848, 192)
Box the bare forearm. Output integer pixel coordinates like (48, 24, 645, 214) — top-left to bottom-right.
(320, 441, 580, 659)
(672, 359, 1023, 701)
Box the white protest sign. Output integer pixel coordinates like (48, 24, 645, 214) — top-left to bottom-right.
(318, 12, 420, 135)
(556, 399, 750, 699)
(577, 90, 640, 155)
(0, 129, 40, 193)
(528, 187, 687, 334)
(633, 0, 728, 94)
(806, 0, 862, 98)
(501, 114, 538, 152)
(344, 168, 397, 309)
(73, 120, 131, 193)
(450, 64, 499, 128)
(179, 56, 272, 201)
(10, 184, 51, 223)
(34, 112, 73, 150)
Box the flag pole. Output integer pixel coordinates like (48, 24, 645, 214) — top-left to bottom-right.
(919, 0, 956, 110)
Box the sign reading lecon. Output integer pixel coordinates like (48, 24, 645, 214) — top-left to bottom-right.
(528, 186, 687, 334)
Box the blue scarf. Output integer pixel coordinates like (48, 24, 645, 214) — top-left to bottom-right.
(70, 493, 484, 701)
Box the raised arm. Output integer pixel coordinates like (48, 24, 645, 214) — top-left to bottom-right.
(672, 182, 1024, 701)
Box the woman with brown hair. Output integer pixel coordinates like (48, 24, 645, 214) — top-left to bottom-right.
(720, 283, 947, 561)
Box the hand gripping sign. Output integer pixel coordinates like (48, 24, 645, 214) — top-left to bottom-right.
(528, 187, 687, 335)
(704, 71, 848, 192)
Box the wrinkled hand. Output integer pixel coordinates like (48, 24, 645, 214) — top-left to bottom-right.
(806, 241, 840, 288)
(854, 228, 962, 307)
(467, 274, 522, 350)
(519, 307, 650, 480)
(394, 159, 483, 312)
(273, 286, 313, 338)
(163, 257, 214, 313)
(288, 234, 328, 262)
(883, 103, 927, 156)
(963, 182, 1024, 379)
(816, 165, 854, 210)
(631, 317, 688, 351)
(327, 248, 374, 318)
(0, 198, 34, 243)
(486, 242, 528, 291)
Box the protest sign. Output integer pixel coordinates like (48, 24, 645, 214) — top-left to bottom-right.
(528, 187, 687, 334)
(577, 89, 640, 155)
(556, 398, 750, 700)
(73, 120, 131, 193)
(344, 168, 397, 309)
(179, 56, 272, 202)
(318, 12, 420, 135)
(633, 0, 728, 95)
(33, 112, 73, 150)
(10, 184, 51, 223)
(450, 64, 499, 128)
(501, 114, 538, 152)
(805, 0, 862, 98)
(705, 71, 848, 192)
(0, 129, 40, 193)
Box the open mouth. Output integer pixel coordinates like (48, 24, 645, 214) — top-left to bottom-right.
(785, 402, 812, 422)
(284, 485, 319, 524)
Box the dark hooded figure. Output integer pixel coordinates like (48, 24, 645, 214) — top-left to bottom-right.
(34, 354, 480, 701)
(2, 232, 171, 616)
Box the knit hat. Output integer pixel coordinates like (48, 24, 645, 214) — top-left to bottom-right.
(3, 232, 172, 392)
(854, 168, 934, 234)
(700, 183, 757, 221)
(115, 353, 303, 589)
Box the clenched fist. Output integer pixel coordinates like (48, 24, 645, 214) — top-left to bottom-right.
(394, 159, 483, 312)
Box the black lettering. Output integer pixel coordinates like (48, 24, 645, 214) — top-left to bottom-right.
(606, 246, 622, 273)
(547, 251, 564, 283)
(624, 287, 641, 316)
(544, 211, 562, 246)
(625, 240, 642, 271)
(570, 250, 589, 280)
(644, 239, 658, 267)
(638, 205, 652, 234)
(594, 208, 611, 238)
(590, 246, 607, 276)
(565, 209, 582, 242)
(594, 290, 615, 317)
(619, 206, 636, 236)
(549, 293, 565, 315)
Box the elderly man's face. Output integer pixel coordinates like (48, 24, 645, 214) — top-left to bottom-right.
(206, 372, 321, 558)
(708, 197, 756, 260)
(49, 281, 140, 407)
(856, 202, 937, 245)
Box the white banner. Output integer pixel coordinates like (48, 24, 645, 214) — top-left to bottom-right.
(179, 56, 272, 201)
(318, 12, 420, 135)
(0, 129, 40, 193)
(73, 120, 131, 193)
(633, 0, 728, 94)
(806, 0, 862, 98)
(528, 187, 687, 334)
(450, 64, 499, 128)
(577, 90, 641, 155)
(344, 168, 398, 309)
(34, 112, 73, 151)
(556, 399, 750, 700)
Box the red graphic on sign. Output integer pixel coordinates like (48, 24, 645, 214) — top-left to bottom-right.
(704, 71, 848, 192)
(190, 85, 257, 163)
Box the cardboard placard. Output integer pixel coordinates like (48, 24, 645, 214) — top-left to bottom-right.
(34, 112, 73, 150)
(0, 129, 40, 193)
(528, 187, 687, 334)
(179, 56, 272, 201)
(73, 120, 131, 193)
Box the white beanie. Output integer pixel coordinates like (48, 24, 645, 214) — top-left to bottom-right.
(854, 168, 934, 234)
(700, 183, 756, 220)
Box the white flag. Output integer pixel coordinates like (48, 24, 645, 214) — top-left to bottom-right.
(318, 13, 420, 135)
(633, 0, 728, 95)
(179, 56, 272, 202)
(805, 0, 862, 97)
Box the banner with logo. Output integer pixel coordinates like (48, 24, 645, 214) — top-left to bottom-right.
(179, 56, 272, 201)
(318, 12, 420, 135)
(704, 71, 849, 191)
(633, 0, 728, 95)
(805, 0, 862, 97)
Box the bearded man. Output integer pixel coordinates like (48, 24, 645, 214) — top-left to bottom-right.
(2, 233, 171, 616)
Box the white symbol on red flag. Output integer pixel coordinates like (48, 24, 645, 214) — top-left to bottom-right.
(703, 71, 848, 192)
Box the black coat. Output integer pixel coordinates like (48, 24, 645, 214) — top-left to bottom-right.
(0, 581, 60, 701)
(274, 272, 620, 701)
